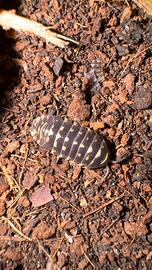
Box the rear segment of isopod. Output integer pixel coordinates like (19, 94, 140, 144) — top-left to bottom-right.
(30, 114, 110, 169)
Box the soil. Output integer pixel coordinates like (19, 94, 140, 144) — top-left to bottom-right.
(0, 0, 152, 270)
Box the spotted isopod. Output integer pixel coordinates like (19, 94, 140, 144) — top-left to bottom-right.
(30, 114, 110, 169)
(85, 59, 104, 93)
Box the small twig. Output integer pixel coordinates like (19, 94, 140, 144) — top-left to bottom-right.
(89, 166, 110, 182)
(0, 164, 20, 190)
(60, 196, 81, 213)
(127, 235, 136, 247)
(52, 237, 64, 260)
(0, 9, 79, 48)
(7, 188, 25, 215)
(2, 217, 32, 242)
(11, 154, 39, 163)
(36, 236, 54, 266)
(102, 217, 119, 234)
(22, 207, 47, 218)
(118, 184, 147, 210)
(119, 44, 152, 79)
(83, 194, 125, 218)
(99, 166, 110, 183)
(124, 0, 130, 6)
(11, 216, 22, 231)
(80, 245, 96, 269)
(0, 235, 33, 242)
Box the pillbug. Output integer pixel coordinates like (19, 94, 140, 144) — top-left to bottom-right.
(85, 59, 104, 93)
(30, 114, 110, 169)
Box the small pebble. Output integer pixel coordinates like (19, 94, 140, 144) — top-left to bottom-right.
(135, 87, 152, 110)
(116, 44, 129, 56)
(53, 57, 64, 76)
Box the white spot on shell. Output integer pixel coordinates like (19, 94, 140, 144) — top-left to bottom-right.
(65, 137, 69, 142)
(54, 132, 61, 147)
(87, 145, 93, 154)
(80, 144, 85, 148)
(60, 126, 64, 131)
(48, 128, 54, 136)
(95, 148, 101, 159)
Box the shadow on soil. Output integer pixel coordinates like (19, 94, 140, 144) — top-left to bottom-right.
(0, 0, 22, 118)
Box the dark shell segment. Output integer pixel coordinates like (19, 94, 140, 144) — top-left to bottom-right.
(30, 114, 110, 169)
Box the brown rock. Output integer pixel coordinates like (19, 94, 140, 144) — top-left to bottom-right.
(0, 199, 5, 216)
(22, 171, 38, 190)
(44, 173, 55, 186)
(57, 252, 66, 268)
(39, 95, 52, 105)
(55, 76, 62, 88)
(142, 183, 151, 193)
(124, 221, 148, 236)
(18, 196, 30, 207)
(148, 197, 152, 209)
(0, 181, 9, 195)
(78, 258, 88, 269)
(121, 133, 130, 146)
(147, 234, 152, 243)
(71, 165, 81, 181)
(146, 250, 152, 261)
(120, 6, 132, 23)
(53, 57, 64, 76)
(3, 247, 22, 261)
(32, 222, 55, 239)
(107, 128, 115, 139)
(68, 91, 90, 121)
(23, 219, 36, 236)
(41, 63, 54, 80)
(99, 253, 107, 266)
(122, 73, 135, 95)
(135, 87, 152, 110)
(70, 237, 83, 256)
(142, 210, 152, 224)
(5, 140, 20, 154)
(117, 91, 128, 104)
(89, 121, 105, 130)
(0, 222, 8, 235)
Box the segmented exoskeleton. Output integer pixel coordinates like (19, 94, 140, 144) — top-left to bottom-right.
(85, 59, 105, 93)
(30, 114, 109, 169)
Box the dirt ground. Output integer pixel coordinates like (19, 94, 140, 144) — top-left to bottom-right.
(0, 0, 152, 269)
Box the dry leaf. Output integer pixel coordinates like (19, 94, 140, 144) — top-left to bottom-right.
(30, 185, 54, 207)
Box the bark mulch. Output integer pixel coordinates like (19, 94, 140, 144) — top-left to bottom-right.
(0, 0, 152, 269)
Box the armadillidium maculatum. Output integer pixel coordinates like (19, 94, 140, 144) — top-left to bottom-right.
(30, 114, 110, 169)
(85, 59, 104, 93)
